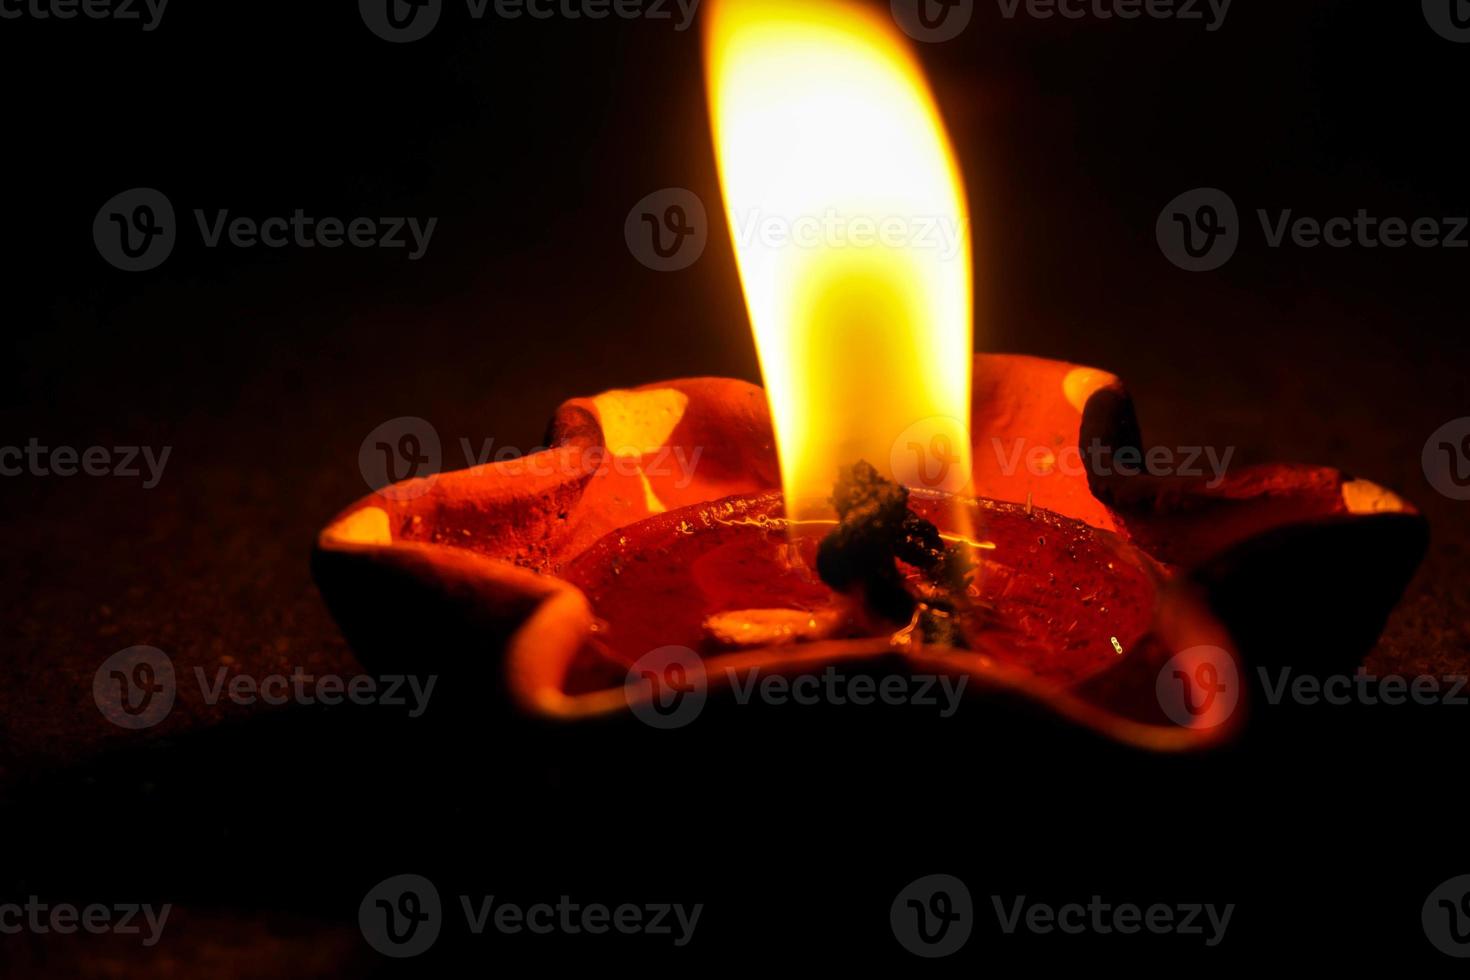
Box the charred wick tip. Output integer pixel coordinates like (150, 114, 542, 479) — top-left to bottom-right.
(816, 461, 975, 643)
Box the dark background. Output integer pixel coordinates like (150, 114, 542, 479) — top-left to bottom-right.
(2, 0, 1467, 973)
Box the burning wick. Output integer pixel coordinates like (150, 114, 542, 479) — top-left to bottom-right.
(706, 0, 976, 531)
(815, 461, 976, 646)
(702, 0, 982, 648)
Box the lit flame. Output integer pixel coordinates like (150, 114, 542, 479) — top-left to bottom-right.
(705, 0, 974, 525)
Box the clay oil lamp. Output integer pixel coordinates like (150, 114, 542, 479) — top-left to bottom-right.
(314, 0, 1426, 750)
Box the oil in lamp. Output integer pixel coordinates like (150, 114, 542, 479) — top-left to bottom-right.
(314, 0, 1425, 749)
